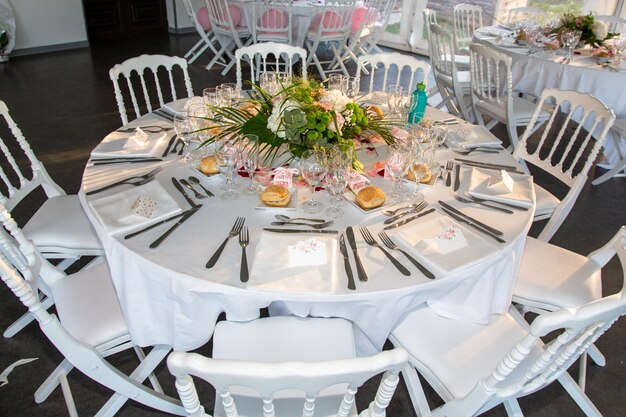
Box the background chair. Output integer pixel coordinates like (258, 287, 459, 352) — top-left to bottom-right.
(595, 15, 626, 34)
(235, 42, 307, 90)
(109, 54, 194, 125)
(453, 3, 483, 54)
(180, 0, 225, 66)
(512, 89, 615, 242)
(507, 6, 544, 24)
(206, 0, 252, 75)
(355, 52, 431, 95)
(390, 237, 626, 417)
(332, 0, 381, 70)
(168, 316, 408, 417)
(469, 42, 549, 149)
(355, 0, 397, 56)
(0, 205, 185, 417)
(592, 118, 626, 185)
(252, 0, 293, 45)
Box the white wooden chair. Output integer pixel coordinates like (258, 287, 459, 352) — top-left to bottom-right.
(180, 0, 225, 66)
(390, 239, 626, 417)
(304, 0, 357, 80)
(469, 43, 549, 149)
(167, 316, 408, 417)
(507, 7, 544, 24)
(252, 0, 292, 44)
(109, 54, 194, 125)
(595, 15, 626, 34)
(513, 226, 626, 391)
(0, 205, 185, 417)
(206, 0, 252, 75)
(358, 0, 397, 55)
(592, 118, 626, 185)
(429, 23, 473, 122)
(512, 89, 615, 242)
(235, 42, 307, 90)
(453, 3, 483, 54)
(332, 0, 381, 70)
(355, 52, 431, 95)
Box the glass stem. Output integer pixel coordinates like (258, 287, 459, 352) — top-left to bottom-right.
(310, 185, 316, 205)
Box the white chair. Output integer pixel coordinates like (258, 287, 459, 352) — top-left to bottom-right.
(355, 52, 431, 95)
(595, 15, 626, 34)
(332, 0, 381, 70)
(0, 100, 104, 338)
(252, 0, 292, 44)
(453, 3, 483, 54)
(109, 54, 194, 125)
(508, 7, 544, 24)
(167, 316, 408, 417)
(358, 0, 397, 56)
(429, 23, 473, 122)
(390, 235, 626, 417)
(512, 89, 615, 242)
(513, 226, 626, 390)
(469, 42, 549, 149)
(0, 205, 185, 417)
(592, 118, 626, 185)
(304, 0, 357, 80)
(206, 0, 252, 75)
(180, 0, 225, 66)
(235, 42, 307, 90)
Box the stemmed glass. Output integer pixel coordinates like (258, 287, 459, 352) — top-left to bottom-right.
(407, 140, 434, 202)
(387, 85, 404, 120)
(345, 77, 360, 99)
(215, 141, 241, 201)
(240, 134, 259, 195)
(385, 144, 410, 202)
(324, 161, 348, 218)
(260, 72, 278, 95)
(173, 115, 193, 162)
(561, 30, 581, 63)
(300, 149, 326, 214)
(203, 87, 220, 107)
(328, 74, 347, 92)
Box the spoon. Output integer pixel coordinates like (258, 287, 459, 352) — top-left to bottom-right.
(179, 179, 206, 199)
(271, 220, 334, 229)
(382, 203, 420, 217)
(274, 214, 326, 223)
(188, 176, 214, 197)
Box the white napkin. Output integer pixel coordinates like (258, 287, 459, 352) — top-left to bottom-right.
(466, 168, 534, 209)
(88, 181, 182, 235)
(163, 97, 202, 117)
(446, 125, 502, 148)
(249, 232, 339, 292)
(91, 131, 168, 158)
(392, 213, 497, 272)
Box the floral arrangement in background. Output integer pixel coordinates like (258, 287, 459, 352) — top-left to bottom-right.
(204, 78, 396, 170)
(591, 44, 616, 59)
(554, 12, 618, 46)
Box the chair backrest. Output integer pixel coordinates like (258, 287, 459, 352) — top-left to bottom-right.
(0, 100, 65, 210)
(308, 0, 356, 41)
(507, 6, 544, 23)
(429, 23, 458, 80)
(423, 8, 437, 42)
(235, 43, 307, 90)
(469, 43, 513, 116)
(168, 347, 408, 417)
(252, 0, 293, 44)
(345, 0, 379, 45)
(513, 89, 615, 241)
(595, 15, 626, 34)
(356, 52, 431, 94)
(109, 54, 194, 125)
(453, 3, 483, 50)
(206, 0, 248, 48)
(181, 0, 211, 37)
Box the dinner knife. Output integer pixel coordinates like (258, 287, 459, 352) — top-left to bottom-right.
(438, 200, 504, 237)
(383, 208, 436, 230)
(149, 207, 200, 249)
(162, 135, 177, 157)
(453, 163, 461, 191)
(346, 227, 368, 282)
(262, 228, 338, 234)
(124, 208, 198, 240)
(339, 234, 356, 290)
(458, 161, 525, 175)
(454, 158, 521, 171)
(91, 158, 162, 166)
(440, 207, 506, 244)
(172, 177, 199, 208)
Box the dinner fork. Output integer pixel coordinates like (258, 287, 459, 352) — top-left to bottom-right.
(359, 227, 410, 276)
(270, 220, 334, 229)
(206, 217, 245, 268)
(384, 201, 428, 224)
(85, 166, 162, 195)
(239, 227, 249, 283)
(445, 161, 453, 187)
(378, 231, 435, 279)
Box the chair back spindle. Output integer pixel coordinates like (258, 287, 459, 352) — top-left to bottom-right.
(356, 52, 431, 95)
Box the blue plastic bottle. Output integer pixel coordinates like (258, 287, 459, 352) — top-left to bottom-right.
(408, 82, 428, 124)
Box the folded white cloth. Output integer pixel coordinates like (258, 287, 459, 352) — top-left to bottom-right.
(91, 131, 168, 158)
(392, 213, 497, 272)
(446, 125, 502, 148)
(163, 97, 202, 117)
(88, 181, 182, 235)
(466, 167, 534, 208)
(250, 232, 339, 292)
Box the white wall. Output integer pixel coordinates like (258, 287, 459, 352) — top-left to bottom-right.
(166, 0, 194, 32)
(9, 0, 87, 51)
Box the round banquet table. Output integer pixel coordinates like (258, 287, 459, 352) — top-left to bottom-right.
(79, 103, 535, 355)
(474, 26, 624, 169)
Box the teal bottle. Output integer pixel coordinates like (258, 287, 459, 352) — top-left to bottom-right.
(408, 82, 428, 124)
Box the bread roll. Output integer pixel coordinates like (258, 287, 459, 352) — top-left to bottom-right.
(261, 185, 291, 207)
(365, 105, 384, 118)
(199, 155, 219, 175)
(407, 164, 432, 183)
(355, 185, 386, 209)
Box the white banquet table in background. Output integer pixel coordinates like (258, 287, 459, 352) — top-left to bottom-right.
(474, 26, 624, 168)
(79, 103, 535, 355)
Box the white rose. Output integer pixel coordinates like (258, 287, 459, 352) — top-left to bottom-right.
(320, 90, 351, 112)
(592, 20, 608, 40)
(266, 99, 299, 138)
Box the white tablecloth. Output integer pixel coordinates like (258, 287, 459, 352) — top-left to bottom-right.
(474, 26, 624, 168)
(79, 104, 534, 354)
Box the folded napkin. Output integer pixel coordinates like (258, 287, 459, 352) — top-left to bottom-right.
(88, 181, 182, 235)
(163, 97, 203, 117)
(249, 232, 339, 292)
(466, 168, 534, 208)
(446, 125, 502, 148)
(91, 131, 168, 158)
(392, 213, 497, 272)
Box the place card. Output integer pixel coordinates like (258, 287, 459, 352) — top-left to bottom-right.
(272, 167, 298, 188)
(433, 226, 467, 254)
(287, 238, 327, 266)
(347, 171, 369, 192)
(487, 170, 514, 194)
(130, 196, 157, 218)
(124, 127, 149, 148)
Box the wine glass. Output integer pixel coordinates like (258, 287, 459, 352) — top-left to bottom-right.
(260, 72, 278, 95)
(215, 141, 240, 201)
(430, 125, 448, 150)
(407, 141, 434, 202)
(385, 144, 410, 202)
(300, 150, 326, 214)
(240, 134, 259, 195)
(328, 74, 347, 92)
(345, 76, 360, 99)
(561, 29, 581, 62)
(203, 87, 220, 107)
(173, 115, 193, 162)
(325, 162, 348, 218)
(387, 85, 404, 120)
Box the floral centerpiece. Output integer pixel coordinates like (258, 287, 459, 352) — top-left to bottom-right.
(201, 78, 397, 171)
(554, 12, 618, 46)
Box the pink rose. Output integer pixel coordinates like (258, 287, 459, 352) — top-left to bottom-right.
(317, 101, 333, 111)
(328, 112, 345, 132)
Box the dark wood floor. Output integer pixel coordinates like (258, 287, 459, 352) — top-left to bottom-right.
(0, 33, 624, 417)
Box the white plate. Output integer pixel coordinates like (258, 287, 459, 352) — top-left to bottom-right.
(343, 190, 394, 214)
(255, 188, 298, 211)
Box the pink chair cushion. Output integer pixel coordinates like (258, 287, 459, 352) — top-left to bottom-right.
(351, 7, 378, 31)
(260, 8, 288, 29)
(197, 7, 212, 31)
(309, 11, 343, 33)
(211, 2, 243, 27)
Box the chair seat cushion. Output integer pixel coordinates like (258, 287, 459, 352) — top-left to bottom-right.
(51, 262, 129, 347)
(23, 195, 103, 255)
(513, 237, 602, 310)
(532, 183, 560, 218)
(476, 96, 550, 125)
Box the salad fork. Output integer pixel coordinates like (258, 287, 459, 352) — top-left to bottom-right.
(239, 227, 249, 283)
(378, 231, 435, 279)
(359, 227, 410, 276)
(206, 217, 245, 268)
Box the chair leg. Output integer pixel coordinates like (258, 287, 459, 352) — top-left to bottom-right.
(503, 399, 523, 417)
(578, 352, 588, 392)
(35, 358, 75, 403)
(557, 372, 602, 417)
(59, 370, 79, 417)
(4, 295, 54, 338)
(592, 159, 626, 185)
(133, 345, 164, 393)
(587, 344, 606, 367)
(401, 364, 433, 417)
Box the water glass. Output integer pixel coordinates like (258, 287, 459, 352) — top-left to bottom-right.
(203, 87, 220, 107)
(325, 163, 348, 218)
(387, 85, 404, 119)
(240, 134, 259, 195)
(328, 74, 347, 92)
(260, 72, 278, 95)
(345, 76, 360, 99)
(300, 150, 326, 214)
(216, 141, 241, 201)
(385, 144, 410, 202)
(407, 143, 434, 202)
(173, 115, 193, 162)
(561, 30, 581, 61)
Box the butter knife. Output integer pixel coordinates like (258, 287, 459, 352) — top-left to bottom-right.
(439, 200, 504, 237)
(440, 207, 505, 244)
(339, 234, 356, 290)
(172, 177, 199, 208)
(262, 228, 338, 234)
(453, 163, 461, 191)
(383, 208, 436, 230)
(149, 207, 200, 248)
(346, 227, 368, 282)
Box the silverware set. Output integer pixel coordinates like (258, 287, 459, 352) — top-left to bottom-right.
(384, 201, 428, 224)
(360, 227, 410, 276)
(438, 200, 505, 244)
(450, 146, 500, 155)
(377, 231, 435, 279)
(207, 217, 245, 268)
(162, 135, 185, 157)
